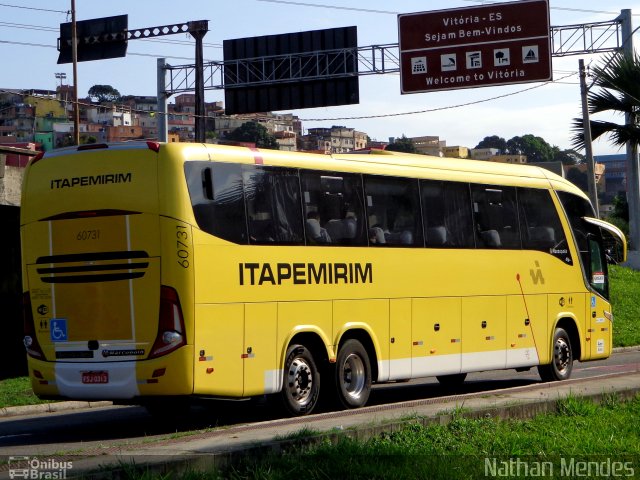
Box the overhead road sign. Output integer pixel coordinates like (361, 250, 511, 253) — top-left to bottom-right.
(398, 0, 551, 94)
(223, 26, 359, 115)
(58, 15, 128, 64)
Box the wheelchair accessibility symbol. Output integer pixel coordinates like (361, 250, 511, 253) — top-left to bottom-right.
(50, 319, 68, 342)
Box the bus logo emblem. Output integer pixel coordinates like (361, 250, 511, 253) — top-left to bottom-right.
(529, 261, 545, 285)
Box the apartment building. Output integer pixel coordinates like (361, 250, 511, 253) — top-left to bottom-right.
(301, 126, 367, 153)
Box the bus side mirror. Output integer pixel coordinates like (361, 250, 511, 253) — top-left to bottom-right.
(583, 217, 627, 264)
(603, 231, 625, 265)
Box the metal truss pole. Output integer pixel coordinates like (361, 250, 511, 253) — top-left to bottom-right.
(157, 58, 168, 142)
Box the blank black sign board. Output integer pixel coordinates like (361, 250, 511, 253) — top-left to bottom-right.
(223, 26, 359, 114)
(58, 15, 128, 64)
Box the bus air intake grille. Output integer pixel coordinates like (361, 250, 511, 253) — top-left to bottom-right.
(36, 251, 149, 284)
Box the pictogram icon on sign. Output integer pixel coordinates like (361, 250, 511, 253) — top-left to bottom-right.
(466, 51, 482, 69)
(441, 53, 457, 72)
(494, 48, 511, 66)
(522, 45, 540, 63)
(411, 57, 427, 74)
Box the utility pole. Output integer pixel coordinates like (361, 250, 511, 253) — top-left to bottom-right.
(579, 59, 599, 217)
(188, 20, 209, 143)
(71, 0, 80, 146)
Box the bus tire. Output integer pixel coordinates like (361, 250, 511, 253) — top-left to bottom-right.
(334, 339, 372, 409)
(436, 373, 467, 387)
(538, 327, 573, 382)
(281, 344, 320, 416)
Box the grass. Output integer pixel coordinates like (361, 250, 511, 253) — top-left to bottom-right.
(0, 376, 51, 408)
(609, 264, 640, 347)
(167, 395, 640, 479)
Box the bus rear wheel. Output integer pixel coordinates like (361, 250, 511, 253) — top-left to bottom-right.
(334, 339, 371, 409)
(538, 327, 573, 382)
(281, 344, 320, 416)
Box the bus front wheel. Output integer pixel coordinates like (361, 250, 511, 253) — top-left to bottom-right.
(281, 344, 320, 416)
(538, 327, 573, 382)
(334, 339, 372, 409)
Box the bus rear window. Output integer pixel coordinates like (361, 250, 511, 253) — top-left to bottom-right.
(185, 162, 247, 244)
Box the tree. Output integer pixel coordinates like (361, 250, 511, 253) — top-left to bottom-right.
(227, 121, 279, 149)
(552, 147, 584, 166)
(506, 134, 555, 162)
(565, 166, 588, 192)
(88, 84, 121, 103)
(386, 135, 417, 153)
(571, 52, 640, 150)
(475, 135, 507, 153)
(612, 193, 629, 222)
(571, 52, 640, 249)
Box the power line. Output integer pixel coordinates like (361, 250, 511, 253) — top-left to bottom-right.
(0, 38, 217, 61)
(299, 72, 578, 122)
(254, 0, 397, 14)
(0, 2, 68, 14)
(0, 21, 57, 32)
(256, 0, 640, 17)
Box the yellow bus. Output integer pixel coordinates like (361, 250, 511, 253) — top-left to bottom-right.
(21, 141, 626, 415)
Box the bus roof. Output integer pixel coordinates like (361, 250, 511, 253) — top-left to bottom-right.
(32, 141, 587, 199)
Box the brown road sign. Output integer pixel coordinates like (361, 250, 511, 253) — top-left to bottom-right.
(398, 0, 551, 94)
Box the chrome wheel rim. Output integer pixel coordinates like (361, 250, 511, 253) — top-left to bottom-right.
(341, 353, 366, 401)
(286, 357, 313, 406)
(554, 337, 571, 375)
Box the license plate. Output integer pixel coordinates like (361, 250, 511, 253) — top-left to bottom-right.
(81, 371, 109, 384)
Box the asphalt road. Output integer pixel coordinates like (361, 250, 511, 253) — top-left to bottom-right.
(1, 349, 638, 458)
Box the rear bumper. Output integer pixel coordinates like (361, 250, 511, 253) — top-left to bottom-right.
(27, 346, 194, 400)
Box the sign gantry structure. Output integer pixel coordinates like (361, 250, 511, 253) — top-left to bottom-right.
(161, 10, 625, 97)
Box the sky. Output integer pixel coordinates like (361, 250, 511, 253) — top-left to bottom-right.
(1, 0, 638, 155)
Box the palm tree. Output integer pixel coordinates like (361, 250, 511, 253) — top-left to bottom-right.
(571, 52, 640, 149)
(571, 52, 640, 252)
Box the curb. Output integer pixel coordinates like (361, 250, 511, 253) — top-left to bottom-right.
(612, 345, 640, 353)
(0, 400, 112, 418)
(2, 346, 638, 418)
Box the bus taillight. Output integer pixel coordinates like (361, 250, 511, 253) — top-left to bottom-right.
(149, 286, 186, 359)
(23, 292, 44, 359)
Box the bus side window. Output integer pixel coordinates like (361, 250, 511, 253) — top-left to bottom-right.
(421, 180, 474, 248)
(300, 170, 367, 246)
(518, 188, 571, 264)
(588, 235, 608, 298)
(363, 175, 423, 247)
(244, 166, 304, 245)
(471, 185, 521, 249)
(184, 161, 248, 244)
(557, 191, 597, 272)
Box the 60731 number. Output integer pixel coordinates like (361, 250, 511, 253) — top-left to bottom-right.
(176, 225, 190, 268)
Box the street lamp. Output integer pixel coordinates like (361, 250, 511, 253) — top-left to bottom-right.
(55, 72, 67, 87)
(55, 73, 69, 118)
